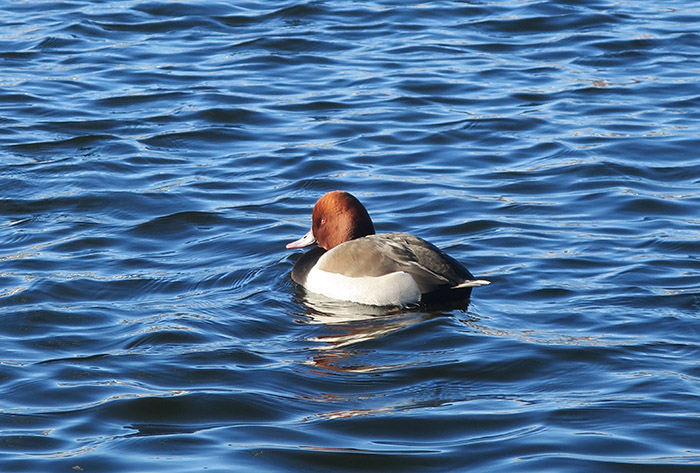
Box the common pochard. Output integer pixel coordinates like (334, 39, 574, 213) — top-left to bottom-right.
(287, 190, 489, 307)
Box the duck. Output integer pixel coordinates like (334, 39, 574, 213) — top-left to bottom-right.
(286, 190, 490, 307)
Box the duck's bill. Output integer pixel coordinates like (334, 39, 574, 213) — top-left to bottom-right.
(286, 230, 316, 249)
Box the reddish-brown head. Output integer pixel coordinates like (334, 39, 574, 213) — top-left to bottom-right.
(312, 191, 375, 249)
(286, 190, 375, 251)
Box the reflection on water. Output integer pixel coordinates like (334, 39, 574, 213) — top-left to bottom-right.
(296, 291, 441, 373)
(294, 289, 452, 346)
(293, 290, 402, 325)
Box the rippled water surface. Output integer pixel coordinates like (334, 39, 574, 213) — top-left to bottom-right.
(2, 1, 700, 471)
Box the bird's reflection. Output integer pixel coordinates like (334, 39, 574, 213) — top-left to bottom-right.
(290, 290, 477, 421)
(293, 288, 469, 374)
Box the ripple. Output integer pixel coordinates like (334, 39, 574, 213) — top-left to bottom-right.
(2, 0, 700, 471)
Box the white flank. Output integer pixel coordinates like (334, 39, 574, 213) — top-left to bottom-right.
(304, 266, 420, 307)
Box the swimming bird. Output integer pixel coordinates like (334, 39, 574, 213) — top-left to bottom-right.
(286, 190, 490, 307)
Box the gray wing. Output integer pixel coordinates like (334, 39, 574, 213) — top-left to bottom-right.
(318, 233, 475, 293)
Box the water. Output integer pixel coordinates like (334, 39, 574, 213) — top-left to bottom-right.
(2, 0, 700, 471)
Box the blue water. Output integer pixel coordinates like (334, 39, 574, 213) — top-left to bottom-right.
(2, 1, 700, 471)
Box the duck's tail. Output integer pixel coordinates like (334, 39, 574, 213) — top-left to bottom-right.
(453, 279, 491, 289)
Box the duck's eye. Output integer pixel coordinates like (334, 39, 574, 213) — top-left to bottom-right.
(320, 218, 327, 225)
